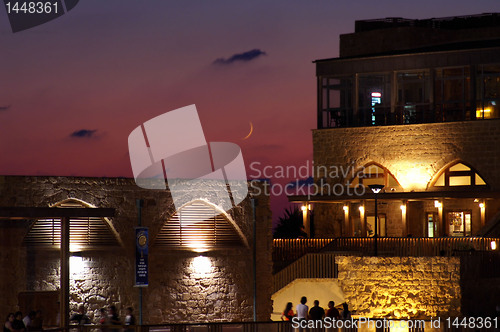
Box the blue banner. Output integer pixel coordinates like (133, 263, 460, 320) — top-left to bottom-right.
(135, 227, 148, 286)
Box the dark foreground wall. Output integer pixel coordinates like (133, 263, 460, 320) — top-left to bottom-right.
(0, 176, 273, 323)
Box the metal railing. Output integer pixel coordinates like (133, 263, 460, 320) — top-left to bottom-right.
(273, 237, 500, 272)
(48, 322, 298, 332)
(273, 239, 332, 272)
(273, 253, 336, 293)
(45, 318, 500, 332)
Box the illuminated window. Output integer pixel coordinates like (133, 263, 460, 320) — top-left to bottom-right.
(358, 74, 391, 126)
(432, 162, 487, 188)
(426, 213, 438, 238)
(349, 163, 402, 191)
(366, 214, 386, 237)
(476, 65, 500, 120)
(448, 211, 472, 237)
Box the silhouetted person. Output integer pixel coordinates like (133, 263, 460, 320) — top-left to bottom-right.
(30, 311, 42, 332)
(325, 301, 340, 319)
(22, 312, 35, 330)
(70, 305, 90, 325)
(309, 300, 325, 320)
(107, 306, 120, 325)
(124, 307, 135, 332)
(341, 303, 351, 319)
(296, 296, 308, 321)
(4, 313, 15, 332)
(12, 312, 25, 332)
(98, 308, 108, 332)
(98, 309, 107, 325)
(281, 302, 294, 321)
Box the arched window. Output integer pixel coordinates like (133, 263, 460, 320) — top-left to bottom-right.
(154, 199, 248, 252)
(23, 198, 122, 250)
(349, 162, 402, 191)
(431, 161, 488, 188)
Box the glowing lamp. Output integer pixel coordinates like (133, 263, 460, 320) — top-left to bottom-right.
(343, 205, 349, 212)
(70, 256, 85, 275)
(491, 241, 497, 251)
(368, 184, 384, 194)
(434, 200, 442, 208)
(193, 256, 212, 274)
(479, 203, 485, 208)
(358, 206, 364, 213)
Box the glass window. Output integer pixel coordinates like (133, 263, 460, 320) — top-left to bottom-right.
(432, 162, 487, 188)
(449, 163, 470, 171)
(476, 65, 500, 120)
(426, 213, 438, 238)
(358, 74, 391, 126)
(435, 67, 471, 122)
(448, 211, 471, 237)
(434, 173, 445, 186)
(349, 163, 402, 191)
(320, 76, 353, 128)
(396, 71, 432, 124)
(366, 214, 386, 237)
(449, 176, 471, 186)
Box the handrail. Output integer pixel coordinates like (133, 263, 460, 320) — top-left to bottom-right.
(273, 237, 500, 263)
(272, 239, 333, 272)
(272, 253, 336, 293)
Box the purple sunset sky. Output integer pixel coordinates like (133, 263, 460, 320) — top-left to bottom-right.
(1, 0, 499, 223)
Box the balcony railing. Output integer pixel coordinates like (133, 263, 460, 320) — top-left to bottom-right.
(273, 237, 500, 271)
(273, 239, 331, 272)
(50, 318, 498, 332)
(273, 253, 336, 293)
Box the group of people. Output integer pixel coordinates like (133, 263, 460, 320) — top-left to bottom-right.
(4, 305, 136, 332)
(4, 311, 43, 332)
(70, 305, 135, 327)
(281, 297, 351, 321)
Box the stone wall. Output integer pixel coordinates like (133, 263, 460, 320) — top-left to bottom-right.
(336, 256, 461, 319)
(0, 176, 273, 323)
(313, 119, 500, 190)
(312, 119, 500, 237)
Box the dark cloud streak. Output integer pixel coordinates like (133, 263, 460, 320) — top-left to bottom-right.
(70, 129, 98, 138)
(213, 49, 266, 65)
(0, 105, 11, 111)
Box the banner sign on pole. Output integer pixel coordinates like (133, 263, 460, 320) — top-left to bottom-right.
(135, 227, 148, 286)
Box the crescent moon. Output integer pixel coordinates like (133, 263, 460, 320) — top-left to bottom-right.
(243, 122, 253, 140)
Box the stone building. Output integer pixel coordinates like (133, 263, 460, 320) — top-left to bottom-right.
(0, 176, 273, 325)
(280, 14, 500, 318)
(300, 13, 500, 239)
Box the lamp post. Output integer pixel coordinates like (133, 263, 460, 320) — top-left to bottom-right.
(368, 184, 384, 256)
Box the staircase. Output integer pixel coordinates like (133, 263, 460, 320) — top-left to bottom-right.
(272, 253, 336, 293)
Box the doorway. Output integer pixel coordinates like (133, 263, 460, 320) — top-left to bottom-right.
(447, 210, 472, 236)
(366, 214, 386, 237)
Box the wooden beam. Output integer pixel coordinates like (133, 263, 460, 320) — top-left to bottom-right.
(0, 207, 115, 219)
(60, 217, 70, 328)
(289, 190, 500, 203)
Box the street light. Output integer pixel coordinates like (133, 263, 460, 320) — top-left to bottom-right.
(368, 184, 384, 256)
